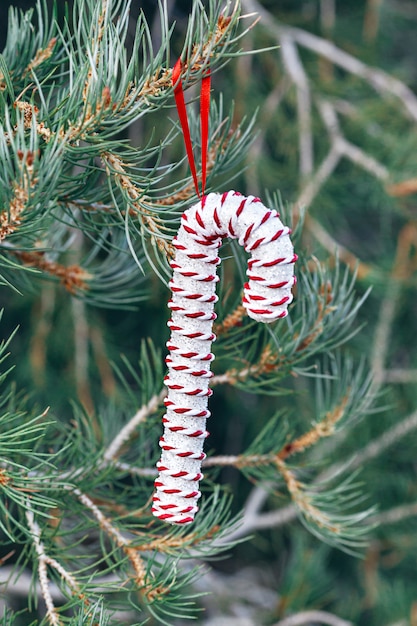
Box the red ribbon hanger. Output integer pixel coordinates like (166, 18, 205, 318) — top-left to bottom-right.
(172, 59, 211, 198)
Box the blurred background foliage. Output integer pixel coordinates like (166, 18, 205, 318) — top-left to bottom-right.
(1, 1, 417, 625)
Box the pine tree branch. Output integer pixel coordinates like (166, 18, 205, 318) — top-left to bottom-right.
(6, 247, 92, 293)
(0, 149, 35, 242)
(341, 408, 417, 474)
(370, 223, 417, 386)
(244, 75, 293, 196)
(298, 99, 388, 276)
(239, 407, 417, 538)
(101, 151, 173, 256)
(242, 0, 417, 121)
(295, 145, 340, 214)
(222, 484, 296, 542)
(211, 344, 281, 386)
(240, 0, 408, 299)
(370, 277, 401, 386)
(3, 0, 415, 621)
(275, 457, 337, 534)
(26, 507, 67, 626)
(214, 303, 247, 335)
(98, 366, 357, 543)
(280, 34, 313, 178)
(111, 460, 157, 477)
(24, 37, 58, 77)
(0, 566, 121, 600)
(103, 389, 166, 462)
(253, 409, 417, 541)
(203, 393, 349, 468)
(69, 487, 148, 591)
(222, 405, 417, 543)
(304, 214, 375, 281)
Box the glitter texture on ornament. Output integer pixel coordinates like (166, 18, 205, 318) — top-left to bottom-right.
(152, 190, 297, 524)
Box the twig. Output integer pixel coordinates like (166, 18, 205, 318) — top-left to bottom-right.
(72, 487, 127, 544)
(370, 278, 402, 386)
(295, 25, 417, 119)
(223, 484, 296, 543)
(26, 505, 86, 612)
(304, 214, 375, 280)
(337, 137, 389, 180)
(370, 501, 417, 526)
(240, 501, 296, 534)
(0, 566, 120, 600)
(103, 388, 165, 462)
(272, 610, 353, 626)
(280, 34, 313, 177)
(72, 296, 95, 416)
(347, 408, 417, 473)
(26, 508, 64, 626)
(296, 145, 340, 211)
(317, 99, 389, 181)
(3, 246, 91, 293)
(223, 406, 417, 541)
(203, 454, 241, 468)
(204, 394, 348, 468)
(296, 99, 387, 277)
(319, 408, 417, 486)
(382, 369, 417, 384)
(242, 0, 417, 121)
(111, 459, 157, 477)
(70, 487, 147, 589)
(244, 75, 292, 195)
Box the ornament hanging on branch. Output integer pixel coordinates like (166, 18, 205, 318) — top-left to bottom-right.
(152, 61, 297, 525)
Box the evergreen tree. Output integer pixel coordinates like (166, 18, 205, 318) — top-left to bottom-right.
(1, 1, 416, 625)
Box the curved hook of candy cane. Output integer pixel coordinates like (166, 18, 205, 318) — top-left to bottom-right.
(152, 191, 297, 525)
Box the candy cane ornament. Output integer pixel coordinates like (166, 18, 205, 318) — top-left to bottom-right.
(152, 190, 297, 524)
(152, 60, 296, 524)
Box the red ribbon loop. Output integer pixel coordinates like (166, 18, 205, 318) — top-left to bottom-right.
(172, 59, 211, 198)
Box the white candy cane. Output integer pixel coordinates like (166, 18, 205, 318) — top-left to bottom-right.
(152, 191, 297, 524)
